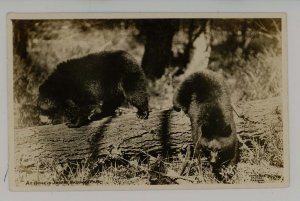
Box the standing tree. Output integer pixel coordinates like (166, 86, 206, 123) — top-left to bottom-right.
(13, 20, 30, 63)
(137, 19, 179, 80)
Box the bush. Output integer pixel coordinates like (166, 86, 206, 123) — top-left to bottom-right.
(232, 48, 282, 102)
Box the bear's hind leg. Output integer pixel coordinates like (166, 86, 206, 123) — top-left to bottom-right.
(66, 104, 94, 128)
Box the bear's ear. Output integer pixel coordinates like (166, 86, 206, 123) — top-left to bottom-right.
(201, 124, 211, 138)
(224, 124, 232, 137)
(64, 99, 76, 107)
(173, 105, 181, 112)
(172, 90, 182, 112)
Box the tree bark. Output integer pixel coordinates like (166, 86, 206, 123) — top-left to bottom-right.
(14, 97, 283, 168)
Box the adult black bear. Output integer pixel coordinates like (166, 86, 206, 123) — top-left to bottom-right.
(173, 71, 238, 179)
(38, 50, 149, 128)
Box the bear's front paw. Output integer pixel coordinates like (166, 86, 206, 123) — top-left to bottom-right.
(137, 110, 149, 119)
(66, 117, 91, 128)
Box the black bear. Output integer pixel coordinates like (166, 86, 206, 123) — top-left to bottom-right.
(37, 50, 149, 127)
(173, 71, 238, 179)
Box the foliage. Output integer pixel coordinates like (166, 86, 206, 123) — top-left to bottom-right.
(206, 19, 282, 102)
(232, 48, 282, 101)
(13, 55, 47, 127)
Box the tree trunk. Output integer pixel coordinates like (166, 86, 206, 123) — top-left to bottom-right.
(12, 20, 34, 64)
(139, 20, 179, 80)
(14, 97, 283, 168)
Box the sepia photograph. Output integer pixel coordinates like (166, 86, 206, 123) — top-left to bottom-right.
(8, 13, 288, 191)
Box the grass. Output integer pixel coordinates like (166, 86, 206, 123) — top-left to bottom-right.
(15, 144, 284, 186)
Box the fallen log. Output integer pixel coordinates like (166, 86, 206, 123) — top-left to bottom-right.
(14, 97, 283, 168)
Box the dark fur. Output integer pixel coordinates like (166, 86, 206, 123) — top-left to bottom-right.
(173, 71, 238, 179)
(38, 50, 149, 127)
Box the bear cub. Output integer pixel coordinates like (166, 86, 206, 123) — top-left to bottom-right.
(38, 50, 149, 127)
(173, 71, 239, 179)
